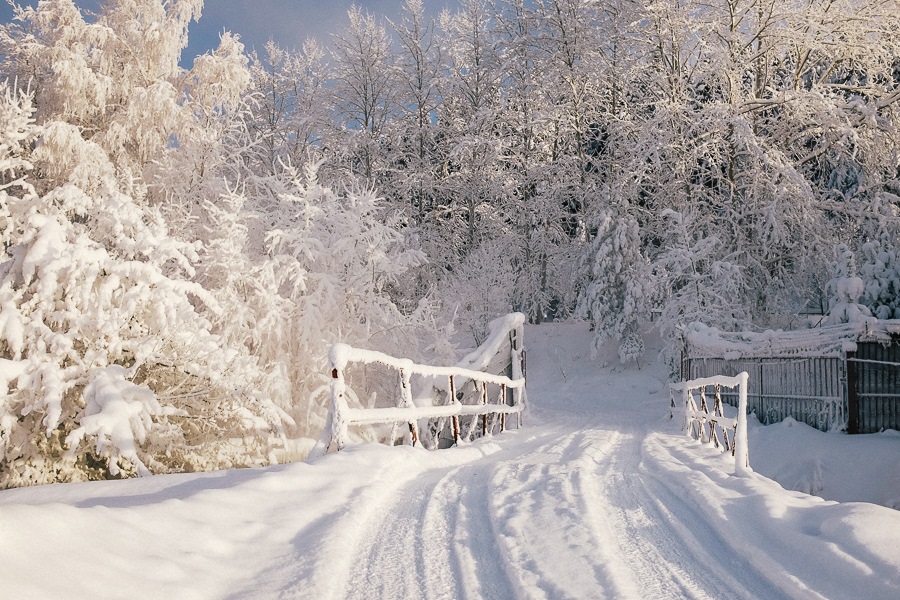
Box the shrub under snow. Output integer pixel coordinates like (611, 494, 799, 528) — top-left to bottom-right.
(0, 80, 291, 487)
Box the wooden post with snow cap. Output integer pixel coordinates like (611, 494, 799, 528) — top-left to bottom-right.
(327, 344, 352, 452)
(307, 343, 353, 459)
(734, 371, 751, 476)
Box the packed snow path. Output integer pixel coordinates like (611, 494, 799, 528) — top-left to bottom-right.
(334, 427, 783, 600)
(1, 324, 898, 599)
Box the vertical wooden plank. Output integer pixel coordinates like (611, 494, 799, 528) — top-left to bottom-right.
(450, 375, 460, 445)
(481, 381, 488, 437)
(734, 371, 751, 476)
(399, 368, 419, 446)
(847, 351, 859, 434)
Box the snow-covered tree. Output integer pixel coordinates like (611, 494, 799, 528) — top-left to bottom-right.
(576, 207, 649, 361)
(0, 83, 290, 488)
(860, 231, 900, 320)
(437, 0, 506, 255)
(388, 0, 444, 222)
(331, 6, 398, 186)
(237, 162, 427, 435)
(826, 244, 873, 325)
(652, 209, 751, 337)
(0, 1, 296, 487)
(247, 40, 329, 177)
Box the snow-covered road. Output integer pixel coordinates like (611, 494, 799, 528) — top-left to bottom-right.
(329, 424, 787, 600)
(1, 323, 898, 599)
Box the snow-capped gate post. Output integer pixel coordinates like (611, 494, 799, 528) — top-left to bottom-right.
(734, 371, 751, 477)
(308, 344, 353, 458)
(326, 344, 352, 451)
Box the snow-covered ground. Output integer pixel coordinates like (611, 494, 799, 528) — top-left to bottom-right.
(1, 323, 898, 599)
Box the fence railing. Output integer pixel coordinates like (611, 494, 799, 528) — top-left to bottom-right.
(309, 315, 526, 457)
(669, 372, 751, 476)
(683, 356, 844, 431)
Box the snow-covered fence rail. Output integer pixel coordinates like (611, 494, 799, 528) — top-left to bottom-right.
(310, 315, 526, 456)
(669, 372, 751, 476)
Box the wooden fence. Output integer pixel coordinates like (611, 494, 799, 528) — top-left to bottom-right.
(683, 356, 844, 431)
(309, 315, 526, 456)
(670, 372, 751, 476)
(685, 343, 900, 433)
(847, 342, 900, 434)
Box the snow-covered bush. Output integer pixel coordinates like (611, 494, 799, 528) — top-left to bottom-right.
(228, 162, 428, 436)
(859, 231, 900, 320)
(0, 1, 300, 487)
(438, 237, 519, 346)
(0, 84, 292, 488)
(825, 244, 872, 326)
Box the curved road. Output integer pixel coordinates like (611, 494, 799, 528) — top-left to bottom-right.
(330, 418, 788, 600)
(288, 324, 899, 600)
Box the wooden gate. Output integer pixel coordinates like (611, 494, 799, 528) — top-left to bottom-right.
(847, 340, 900, 434)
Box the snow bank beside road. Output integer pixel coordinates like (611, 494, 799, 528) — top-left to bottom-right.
(751, 417, 900, 508)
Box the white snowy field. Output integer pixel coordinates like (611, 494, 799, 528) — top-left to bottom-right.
(1, 322, 899, 599)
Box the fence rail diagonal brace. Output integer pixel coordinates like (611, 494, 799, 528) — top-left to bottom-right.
(670, 371, 752, 477)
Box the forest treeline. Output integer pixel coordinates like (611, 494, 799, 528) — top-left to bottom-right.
(0, 0, 898, 485)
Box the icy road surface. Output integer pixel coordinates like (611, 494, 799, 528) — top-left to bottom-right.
(1, 323, 898, 599)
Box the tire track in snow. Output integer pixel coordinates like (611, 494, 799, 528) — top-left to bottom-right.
(313, 415, 801, 599)
(487, 419, 793, 600)
(340, 454, 518, 600)
(597, 423, 792, 600)
(489, 428, 636, 599)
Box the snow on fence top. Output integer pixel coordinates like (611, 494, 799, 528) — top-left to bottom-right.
(328, 343, 525, 389)
(683, 319, 900, 359)
(456, 312, 526, 373)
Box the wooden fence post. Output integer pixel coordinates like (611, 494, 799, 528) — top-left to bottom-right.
(510, 324, 526, 427)
(330, 366, 350, 451)
(734, 371, 751, 476)
(846, 351, 858, 434)
(449, 375, 460, 445)
(398, 368, 419, 446)
(481, 381, 488, 437)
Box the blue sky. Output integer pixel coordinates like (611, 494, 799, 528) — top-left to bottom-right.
(1, 1, 458, 60)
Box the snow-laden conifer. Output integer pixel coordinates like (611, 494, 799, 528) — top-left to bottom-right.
(576, 207, 648, 362)
(825, 244, 873, 326)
